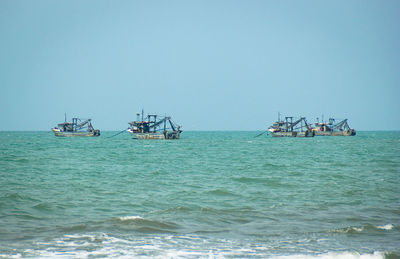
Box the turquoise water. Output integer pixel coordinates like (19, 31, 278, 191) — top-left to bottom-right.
(0, 131, 399, 258)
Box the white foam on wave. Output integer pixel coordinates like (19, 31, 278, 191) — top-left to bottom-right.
(352, 227, 364, 232)
(332, 226, 364, 233)
(0, 253, 22, 259)
(376, 224, 393, 230)
(273, 251, 385, 259)
(332, 224, 394, 234)
(118, 215, 143, 221)
(15, 233, 389, 259)
(25, 233, 143, 258)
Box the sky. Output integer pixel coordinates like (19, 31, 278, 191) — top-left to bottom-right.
(1, 0, 399, 131)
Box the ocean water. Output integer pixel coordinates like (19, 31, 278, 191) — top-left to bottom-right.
(0, 131, 399, 258)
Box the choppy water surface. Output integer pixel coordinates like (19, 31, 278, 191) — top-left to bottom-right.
(0, 131, 399, 258)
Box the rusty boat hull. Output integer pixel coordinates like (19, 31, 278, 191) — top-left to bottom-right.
(314, 129, 356, 136)
(130, 131, 181, 140)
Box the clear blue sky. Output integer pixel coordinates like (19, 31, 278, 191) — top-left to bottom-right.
(1, 0, 399, 131)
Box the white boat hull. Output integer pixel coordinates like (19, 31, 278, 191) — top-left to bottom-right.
(52, 128, 100, 137)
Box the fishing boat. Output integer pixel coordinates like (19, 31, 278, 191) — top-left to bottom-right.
(127, 111, 182, 139)
(52, 117, 100, 137)
(312, 118, 356, 136)
(268, 115, 314, 137)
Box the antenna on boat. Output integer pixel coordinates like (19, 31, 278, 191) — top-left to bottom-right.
(278, 112, 281, 122)
(141, 109, 144, 122)
(136, 112, 140, 122)
(64, 113, 67, 122)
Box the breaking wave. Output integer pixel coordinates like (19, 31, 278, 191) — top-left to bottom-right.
(3, 233, 394, 259)
(112, 215, 178, 233)
(273, 251, 386, 259)
(376, 224, 394, 230)
(118, 215, 143, 221)
(331, 224, 395, 234)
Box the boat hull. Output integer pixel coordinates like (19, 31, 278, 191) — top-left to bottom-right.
(296, 131, 315, 137)
(271, 131, 314, 138)
(52, 128, 100, 137)
(314, 129, 356, 136)
(271, 132, 297, 137)
(130, 131, 180, 140)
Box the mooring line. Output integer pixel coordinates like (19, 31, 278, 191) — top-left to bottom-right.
(254, 130, 269, 138)
(107, 128, 128, 138)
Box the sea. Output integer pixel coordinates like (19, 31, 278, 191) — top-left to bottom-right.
(0, 131, 399, 258)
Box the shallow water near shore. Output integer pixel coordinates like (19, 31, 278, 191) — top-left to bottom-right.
(0, 131, 399, 258)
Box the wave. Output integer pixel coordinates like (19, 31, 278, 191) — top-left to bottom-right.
(331, 224, 395, 234)
(376, 224, 394, 230)
(263, 162, 286, 169)
(1, 192, 38, 202)
(0, 154, 29, 163)
(61, 224, 88, 232)
(6, 232, 395, 259)
(152, 206, 194, 214)
(32, 202, 53, 211)
(112, 215, 178, 233)
(273, 251, 386, 259)
(207, 189, 238, 196)
(118, 215, 143, 221)
(56, 215, 179, 234)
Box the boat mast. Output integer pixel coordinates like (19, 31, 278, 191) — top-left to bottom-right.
(164, 114, 166, 132)
(72, 118, 78, 132)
